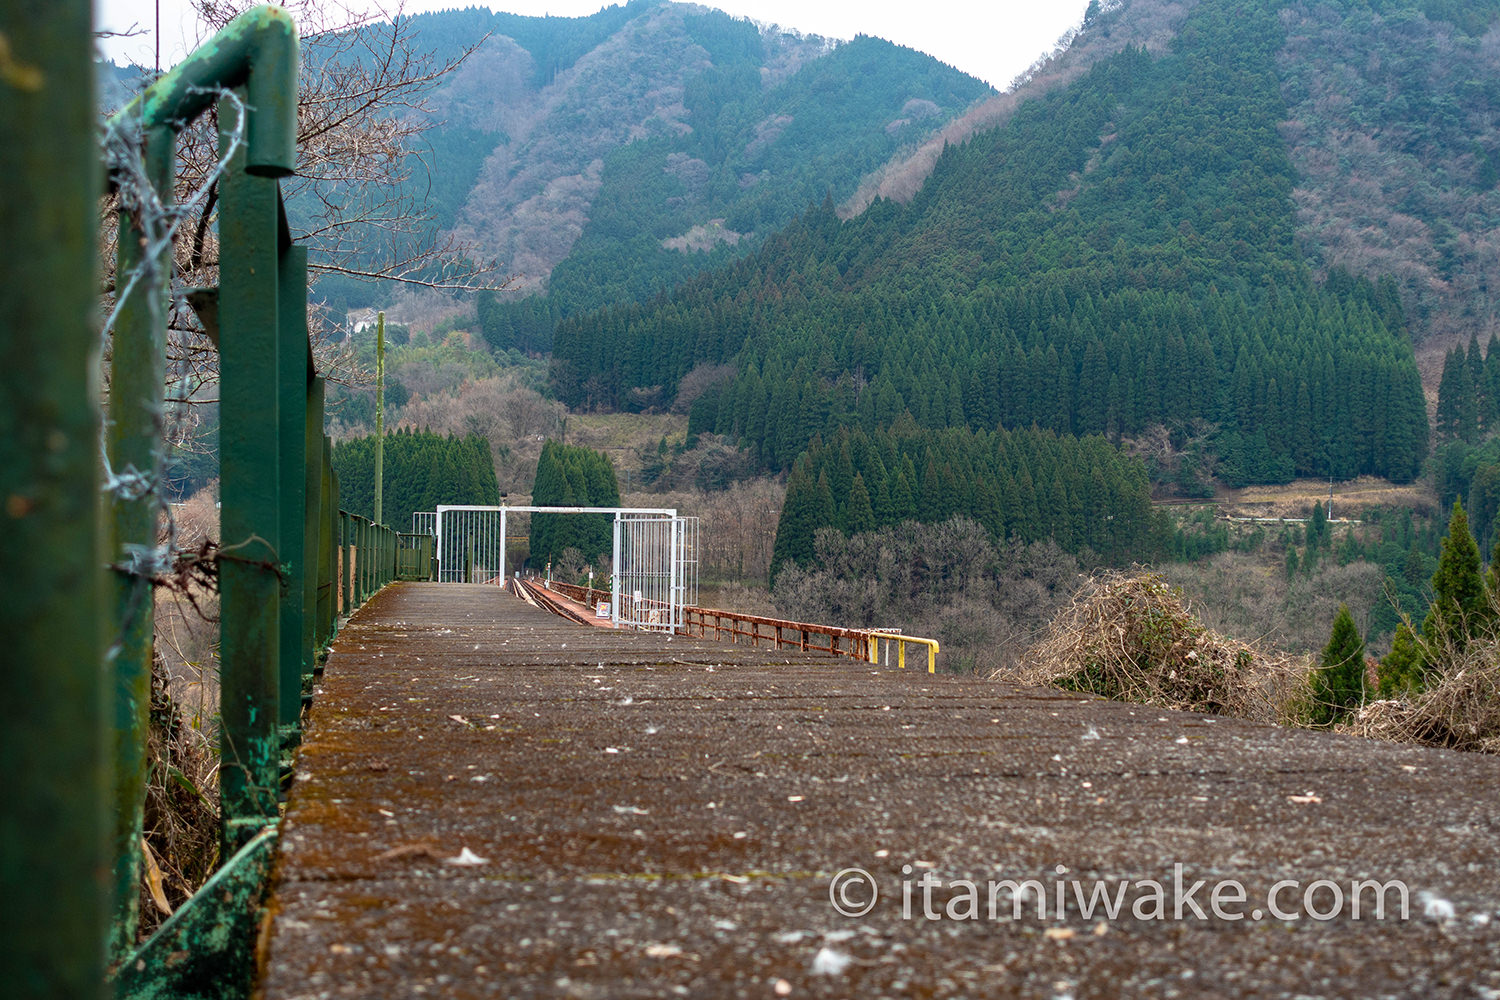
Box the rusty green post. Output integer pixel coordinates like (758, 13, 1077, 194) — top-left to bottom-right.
(325, 460, 339, 634)
(338, 509, 349, 619)
(277, 245, 308, 732)
(361, 517, 371, 602)
(355, 517, 363, 606)
(362, 518, 368, 598)
(350, 516, 358, 608)
(105, 121, 175, 959)
(0, 0, 109, 993)
(113, 5, 298, 179)
(217, 96, 282, 850)
(340, 511, 348, 615)
(304, 377, 325, 659)
(384, 526, 392, 586)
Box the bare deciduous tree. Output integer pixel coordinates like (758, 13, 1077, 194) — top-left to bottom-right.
(104, 0, 504, 408)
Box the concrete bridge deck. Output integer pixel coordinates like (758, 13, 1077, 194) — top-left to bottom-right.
(259, 583, 1500, 998)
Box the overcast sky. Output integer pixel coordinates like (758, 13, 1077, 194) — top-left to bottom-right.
(95, 0, 1091, 91)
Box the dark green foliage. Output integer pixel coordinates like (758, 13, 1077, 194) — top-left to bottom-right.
(1436, 346, 1479, 442)
(1378, 622, 1426, 697)
(478, 21, 992, 339)
(332, 428, 499, 529)
(1307, 501, 1329, 549)
(530, 440, 621, 566)
(769, 424, 1157, 582)
(551, 0, 1429, 486)
(1488, 535, 1500, 602)
(1422, 500, 1486, 647)
(161, 405, 219, 499)
(1310, 604, 1367, 725)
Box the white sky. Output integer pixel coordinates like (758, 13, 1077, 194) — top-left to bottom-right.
(94, 0, 1091, 91)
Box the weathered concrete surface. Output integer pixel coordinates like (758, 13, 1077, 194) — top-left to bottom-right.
(259, 583, 1500, 999)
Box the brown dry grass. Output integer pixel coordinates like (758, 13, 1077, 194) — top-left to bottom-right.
(1218, 476, 1438, 521)
(1348, 628, 1500, 754)
(1006, 572, 1310, 723)
(136, 655, 220, 941)
(135, 484, 223, 942)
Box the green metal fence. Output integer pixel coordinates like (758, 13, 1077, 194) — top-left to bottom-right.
(3, 6, 422, 997)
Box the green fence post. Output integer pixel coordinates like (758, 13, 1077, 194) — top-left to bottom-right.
(351, 516, 360, 608)
(0, 2, 108, 993)
(326, 462, 339, 632)
(350, 516, 358, 609)
(217, 95, 282, 851)
(338, 509, 349, 620)
(276, 244, 308, 733)
(355, 516, 366, 608)
(304, 378, 325, 659)
(385, 526, 395, 586)
(104, 121, 174, 958)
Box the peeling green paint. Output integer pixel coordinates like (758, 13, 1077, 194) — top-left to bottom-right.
(110, 828, 278, 1000)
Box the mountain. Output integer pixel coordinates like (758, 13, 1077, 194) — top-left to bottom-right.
(549, 0, 1500, 495)
(320, 1, 994, 334)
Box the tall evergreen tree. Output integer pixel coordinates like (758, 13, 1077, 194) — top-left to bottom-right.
(769, 462, 819, 583)
(846, 472, 877, 536)
(531, 440, 621, 566)
(1467, 332, 1487, 432)
(1310, 604, 1366, 725)
(1422, 500, 1485, 650)
(1377, 622, 1424, 698)
(332, 429, 498, 529)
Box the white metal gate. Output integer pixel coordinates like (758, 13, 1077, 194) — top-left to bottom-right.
(433, 506, 506, 583)
(431, 505, 698, 630)
(614, 512, 698, 631)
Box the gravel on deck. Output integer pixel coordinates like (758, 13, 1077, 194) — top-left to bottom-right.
(258, 582, 1500, 999)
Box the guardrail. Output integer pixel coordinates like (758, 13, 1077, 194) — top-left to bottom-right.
(867, 630, 942, 674)
(681, 606, 875, 660)
(542, 581, 939, 671)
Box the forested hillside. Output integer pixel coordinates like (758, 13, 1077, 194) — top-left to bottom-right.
(332, 429, 500, 528)
(553, 0, 1430, 495)
(317, 1, 992, 331)
(1280, 0, 1500, 353)
(769, 425, 1158, 579)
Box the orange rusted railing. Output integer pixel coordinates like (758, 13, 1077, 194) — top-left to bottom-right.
(542, 579, 939, 669)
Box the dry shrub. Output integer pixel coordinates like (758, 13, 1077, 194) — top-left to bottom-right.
(1010, 572, 1310, 723)
(137, 653, 220, 941)
(1348, 633, 1500, 753)
(135, 483, 222, 941)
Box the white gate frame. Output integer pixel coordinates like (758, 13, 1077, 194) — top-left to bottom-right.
(433, 505, 693, 629)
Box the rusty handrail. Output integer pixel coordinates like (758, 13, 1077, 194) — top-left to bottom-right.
(545, 579, 940, 669)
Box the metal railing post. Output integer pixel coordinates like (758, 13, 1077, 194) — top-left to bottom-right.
(303, 377, 324, 662)
(104, 121, 174, 956)
(2, 1, 109, 990)
(358, 516, 369, 604)
(351, 516, 361, 608)
(337, 510, 349, 619)
(217, 97, 283, 849)
(315, 438, 333, 646)
(277, 244, 308, 731)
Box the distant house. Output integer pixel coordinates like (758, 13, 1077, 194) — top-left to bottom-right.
(346, 308, 379, 337)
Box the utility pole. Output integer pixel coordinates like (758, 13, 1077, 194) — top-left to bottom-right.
(374, 311, 385, 524)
